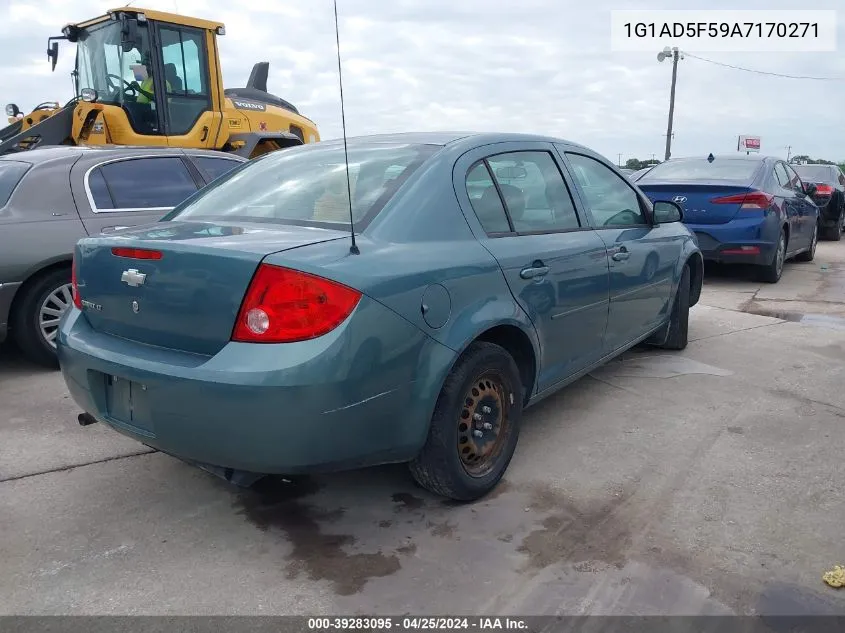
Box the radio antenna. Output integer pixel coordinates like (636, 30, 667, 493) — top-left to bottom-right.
(333, 0, 359, 255)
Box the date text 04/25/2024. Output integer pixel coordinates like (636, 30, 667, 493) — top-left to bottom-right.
(307, 617, 529, 630)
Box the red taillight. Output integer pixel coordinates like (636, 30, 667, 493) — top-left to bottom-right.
(815, 184, 834, 195)
(111, 247, 163, 260)
(711, 191, 773, 209)
(71, 253, 82, 309)
(232, 264, 362, 343)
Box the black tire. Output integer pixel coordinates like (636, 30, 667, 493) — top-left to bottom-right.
(757, 228, 786, 283)
(823, 220, 842, 241)
(795, 222, 818, 262)
(409, 341, 523, 502)
(657, 264, 690, 351)
(11, 267, 72, 368)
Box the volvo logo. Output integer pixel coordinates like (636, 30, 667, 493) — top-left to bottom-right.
(673, 196, 687, 203)
(132, 300, 140, 314)
(121, 269, 146, 287)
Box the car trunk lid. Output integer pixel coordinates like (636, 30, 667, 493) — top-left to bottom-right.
(637, 182, 759, 225)
(74, 220, 349, 355)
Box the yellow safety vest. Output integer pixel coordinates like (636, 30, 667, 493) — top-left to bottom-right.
(137, 77, 172, 104)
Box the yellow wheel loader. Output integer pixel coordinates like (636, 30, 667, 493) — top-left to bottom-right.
(0, 7, 320, 157)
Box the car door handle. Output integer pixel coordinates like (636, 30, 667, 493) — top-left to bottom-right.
(611, 247, 630, 261)
(101, 225, 129, 234)
(520, 265, 550, 279)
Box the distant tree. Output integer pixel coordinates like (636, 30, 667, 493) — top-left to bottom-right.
(790, 154, 836, 165)
(624, 158, 662, 171)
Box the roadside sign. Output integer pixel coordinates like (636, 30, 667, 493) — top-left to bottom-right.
(738, 135, 761, 153)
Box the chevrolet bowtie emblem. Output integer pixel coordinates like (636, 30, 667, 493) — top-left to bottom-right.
(121, 268, 146, 287)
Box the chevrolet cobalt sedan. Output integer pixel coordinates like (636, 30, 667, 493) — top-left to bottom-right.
(58, 132, 703, 501)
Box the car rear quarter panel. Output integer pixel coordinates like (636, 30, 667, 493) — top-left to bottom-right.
(0, 158, 86, 290)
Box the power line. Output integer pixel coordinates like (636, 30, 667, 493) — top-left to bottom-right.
(682, 51, 844, 81)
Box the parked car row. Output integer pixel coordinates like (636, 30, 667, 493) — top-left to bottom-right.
(7, 131, 703, 501)
(635, 154, 821, 283)
(0, 146, 246, 366)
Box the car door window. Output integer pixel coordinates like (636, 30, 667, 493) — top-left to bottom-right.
(486, 151, 581, 233)
(466, 161, 512, 234)
(565, 153, 646, 227)
(97, 157, 198, 210)
(774, 163, 790, 189)
(784, 164, 803, 191)
(194, 157, 243, 183)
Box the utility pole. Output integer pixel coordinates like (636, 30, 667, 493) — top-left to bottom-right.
(658, 47, 683, 162)
(786, 146, 792, 162)
(618, 153, 622, 167)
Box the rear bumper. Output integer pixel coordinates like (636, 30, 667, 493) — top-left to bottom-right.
(0, 281, 22, 344)
(688, 214, 778, 266)
(56, 299, 456, 475)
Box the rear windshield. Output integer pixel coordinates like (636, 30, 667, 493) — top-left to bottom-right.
(640, 159, 760, 183)
(0, 161, 30, 206)
(792, 165, 835, 184)
(168, 142, 440, 229)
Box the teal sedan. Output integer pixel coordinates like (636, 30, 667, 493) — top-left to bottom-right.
(57, 132, 703, 501)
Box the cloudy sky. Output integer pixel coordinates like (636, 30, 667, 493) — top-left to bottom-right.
(2, 0, 844, 163)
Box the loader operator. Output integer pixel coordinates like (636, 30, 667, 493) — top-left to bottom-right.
(134, 69, 171, 105)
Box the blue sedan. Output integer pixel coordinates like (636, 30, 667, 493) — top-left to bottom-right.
(636, 155, 819, 283)
(57, 132, 703, 501)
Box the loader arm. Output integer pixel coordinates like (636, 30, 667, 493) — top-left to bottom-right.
(0, 106, 74, 155)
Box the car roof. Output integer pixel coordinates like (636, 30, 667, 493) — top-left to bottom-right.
(317, 131, 593, 149)
(0, 145, 246, 166)
(662, 154, 775, 163)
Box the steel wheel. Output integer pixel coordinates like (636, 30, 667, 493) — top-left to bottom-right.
(38, 282, 73, 348)
(457, 371, 512, 478)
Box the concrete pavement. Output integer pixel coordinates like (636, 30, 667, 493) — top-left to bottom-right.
(1, 244, 845, 615)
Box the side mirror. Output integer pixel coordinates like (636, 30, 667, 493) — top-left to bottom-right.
(803, 182, 817, 197)
(653, 200, 683, 224)
(120, 17, 139, 52)
(47, 41, 59, 71)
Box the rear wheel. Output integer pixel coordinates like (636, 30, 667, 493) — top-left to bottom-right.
(824, 220, 842, 241)
(11, 268, 72, 368)
(758, 229, 786, 283)
(796, 222, 818, 262)
(409, 341, 523, 501)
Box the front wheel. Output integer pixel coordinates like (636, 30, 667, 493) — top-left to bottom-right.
(795, 222, 818, 262)
(409, 341, 523, 501)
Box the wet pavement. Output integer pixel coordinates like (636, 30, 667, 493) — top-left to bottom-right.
(2, 243, 845, 615)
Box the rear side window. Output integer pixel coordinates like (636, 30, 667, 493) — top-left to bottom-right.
(194, 157, 243, 183)
(0, 161, 30, 206)
(641, 159, 760, 183)
(96, 157, 198, 209)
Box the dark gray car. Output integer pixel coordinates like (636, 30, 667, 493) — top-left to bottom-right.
(0, 145, 246, 367)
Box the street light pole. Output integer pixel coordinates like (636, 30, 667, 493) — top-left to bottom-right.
(658, 47, 682, 162)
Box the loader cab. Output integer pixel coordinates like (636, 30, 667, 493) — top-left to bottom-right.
(67, 9, 222, 145)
